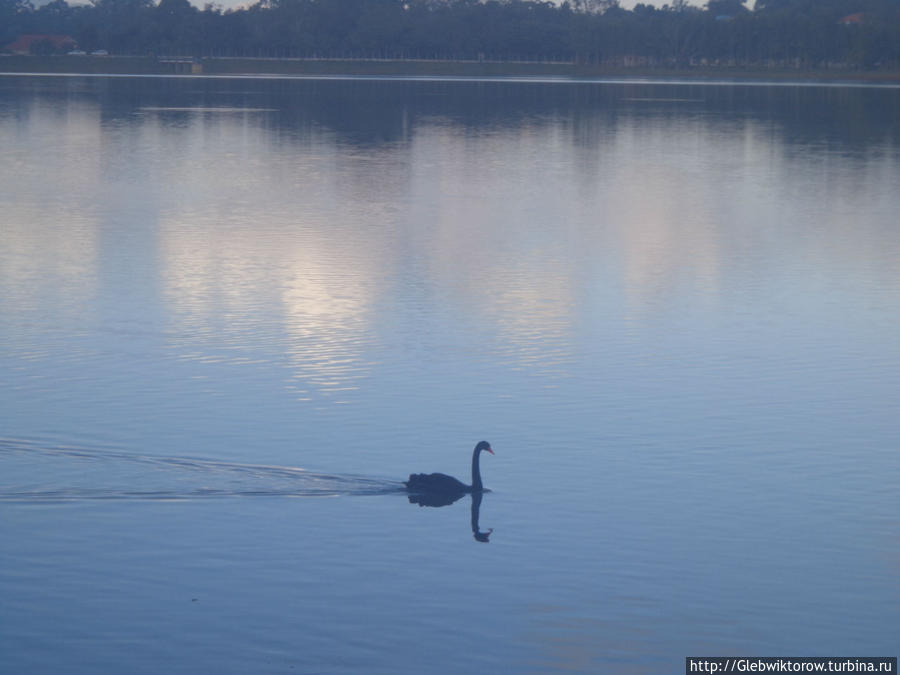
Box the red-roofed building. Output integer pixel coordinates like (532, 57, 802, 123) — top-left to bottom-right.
(4, 34, 78, 55)
(838, 13, 865, 25)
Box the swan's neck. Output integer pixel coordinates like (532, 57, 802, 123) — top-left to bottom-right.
(471, 448, 483, 491)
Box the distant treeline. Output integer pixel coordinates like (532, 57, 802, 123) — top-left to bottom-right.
(3, 0, 900, 69)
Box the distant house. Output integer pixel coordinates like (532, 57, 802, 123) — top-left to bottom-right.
(838, 13, 865, 25)
(4, 34, 78, 55)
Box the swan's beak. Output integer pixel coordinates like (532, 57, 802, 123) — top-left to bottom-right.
(486, 447, 494, 455)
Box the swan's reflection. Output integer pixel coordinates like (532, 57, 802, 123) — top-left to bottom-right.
(407, 491, 493, 543)
(407, 491, 463, 508)
(470, 491, 493, 543)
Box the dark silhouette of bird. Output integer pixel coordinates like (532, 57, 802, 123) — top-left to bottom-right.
(404, 441, 493, 505)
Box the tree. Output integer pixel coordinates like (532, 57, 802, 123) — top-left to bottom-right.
(753, 0, 792, 10)
(707, 0, 748, 15)
(1, 0, 34, 44)
(5, 0, 900, 68)
(571, 0, 618, 13)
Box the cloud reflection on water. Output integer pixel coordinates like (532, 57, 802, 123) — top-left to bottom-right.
(2, 76, 898, 405)
(0, 101, 102, 329)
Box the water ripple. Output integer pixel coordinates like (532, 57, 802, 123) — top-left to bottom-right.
(0, 438, 405, 502)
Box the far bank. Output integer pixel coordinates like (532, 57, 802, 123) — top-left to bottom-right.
(3, 55, 900, 84)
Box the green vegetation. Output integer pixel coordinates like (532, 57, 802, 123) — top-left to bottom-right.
(2, 0, 899, 71)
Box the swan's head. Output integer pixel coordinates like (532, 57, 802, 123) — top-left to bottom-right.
(475, 440, 494, 455)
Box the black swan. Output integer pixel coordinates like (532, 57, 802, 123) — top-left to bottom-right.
(405, 441, 493, 500)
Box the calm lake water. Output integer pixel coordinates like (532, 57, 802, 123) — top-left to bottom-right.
(1, 73, 898, 673)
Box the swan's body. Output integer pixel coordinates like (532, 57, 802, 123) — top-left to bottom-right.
(406, 472, 469, 493)
(405, 441, 493, 499)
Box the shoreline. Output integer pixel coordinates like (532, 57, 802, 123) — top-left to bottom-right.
(3, 54, 900, 85)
